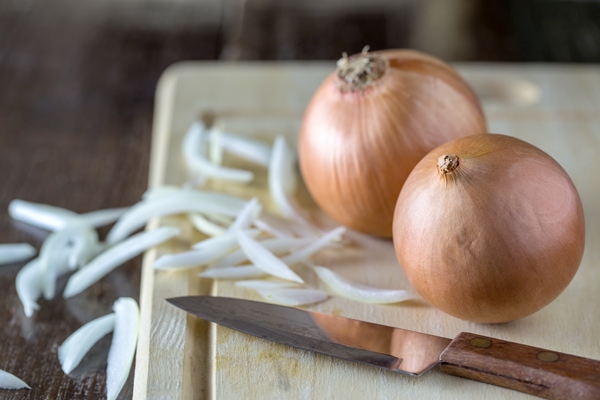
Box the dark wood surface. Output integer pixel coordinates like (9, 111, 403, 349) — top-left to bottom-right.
(440, 332, 600, 400)
(0, 2, 221, 398)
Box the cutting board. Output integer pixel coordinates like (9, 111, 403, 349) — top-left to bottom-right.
(133, 62, 600, 399)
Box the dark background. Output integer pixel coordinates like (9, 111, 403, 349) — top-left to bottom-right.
(0, 0, 598, 398)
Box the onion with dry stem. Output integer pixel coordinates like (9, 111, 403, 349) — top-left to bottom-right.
(299, 48, 487, 237)
(393, 134, 585, 323)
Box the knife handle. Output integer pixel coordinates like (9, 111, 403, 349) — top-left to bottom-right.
(439, 332, 600, 400)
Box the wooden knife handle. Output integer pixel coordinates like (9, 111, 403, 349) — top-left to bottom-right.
(439, 332, 600, 400)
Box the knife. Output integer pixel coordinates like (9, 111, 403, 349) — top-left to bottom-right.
(167, 296, 600, 399)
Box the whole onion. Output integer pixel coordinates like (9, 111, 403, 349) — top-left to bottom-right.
(299, 48, 487, 237)
(393, 134, 585, 323)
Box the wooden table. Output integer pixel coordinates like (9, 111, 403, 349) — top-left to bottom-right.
(133, 62, 600, 399)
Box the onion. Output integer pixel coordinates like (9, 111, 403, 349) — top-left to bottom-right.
(106, 297, 140, 400)
(182, 121, 254, 183)
(199, 265, 266, 280)
(393, 133, 585, 323)
(211, 237, 313, 268)
(299, 47, 487, 237)
(257, 288, 328, 306)
(0, 243, 36, 265)
(106, 190, 246, 244)
(188, 213, 228, 237)
(15, 258, 42, 317)
(64, 226, 180, 298)
(58, 313, 116, 374)
(0, 369, 30, 390)
(217, 129, 272, 167)
(225, 197, 261, 233)
(282, 226, 345, 265)
(234, 280, 298, 290)
(235, 230, 304, 283)
(313, 266, 413, 304)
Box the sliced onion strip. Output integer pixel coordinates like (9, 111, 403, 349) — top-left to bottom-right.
(226, 197, 261, 233)
(106, 190, 246, 244)
(106, 297, 140, 400)
(212, 237, 313, 268)
(58, 313, 116, 374)
(199, 265, 266, 280)
(257, 288, 328, 306)
(282, 226, 346, 266)
(0, 369, 30, 390)
(15, 258, 42, 317)
(0, 243, 36, 265)
(188, 213, 228, 237)
(64, 227, 180, 298)
(234, 280, 297, 290)
(182, 121, 253, 183)
(313, 266, 414, 304)
(219, 130, 272, 167)
(9, 199, 78, 231)
(236, 230, 303, 283)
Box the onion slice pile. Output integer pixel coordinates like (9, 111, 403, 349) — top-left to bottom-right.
(58, 313, 117, 374)
(182, 121, 254, 183)
(236, 229, 304, 283)
(64, 226, 180, 298)
(106, 189, 246, 244)
(257, 288, 328, 306)
(0, 369, 30, 390)
(313, 266, 414, 304)
(106, 297, 140, 400)
(0, 243, 36, 265)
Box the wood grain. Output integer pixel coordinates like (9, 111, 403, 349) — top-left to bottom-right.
(139, 63, 600, 399)
(440, 332, 600, 399)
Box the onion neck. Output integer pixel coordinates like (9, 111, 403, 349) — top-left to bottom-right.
(335, 48, 386, 92)
(438, 154, 460, 174)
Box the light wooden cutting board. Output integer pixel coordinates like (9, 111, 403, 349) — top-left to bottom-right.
(133, 62, 600, 400)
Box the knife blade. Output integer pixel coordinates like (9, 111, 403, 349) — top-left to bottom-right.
(167, 296, 600, 399)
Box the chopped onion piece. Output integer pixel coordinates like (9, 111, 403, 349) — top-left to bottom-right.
(40, 221, 99, 300)
(208, 125, 224, 165)
(268, 136, 318, 235)
(212, 237, 313, 268)
(0, 369, 30, 390)
(219, 131, 272, 167)
(9, 199, 78, 231)
(15, 258, 42, 317)
(58, 313, 116, 374)
(236, 230, 303, 283)
(188, 213, 228, 237)
(282, 226, 346, 266)
(182, 121, 253, 183)
(106, 190, 246, 244)
(0, 243, 36, 265)
(258, 288, 328, 307)
(199, 265, 265, 280)
(64, 227, 180, 298)
(107, 297, 140, 400)
(154, 230, 256, 270)
(313, 266, 414, 304)
(226, 197, 261, 233)
(235, 280, 297, 290)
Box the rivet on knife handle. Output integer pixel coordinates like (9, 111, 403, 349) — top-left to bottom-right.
(439, 332, 600, 400)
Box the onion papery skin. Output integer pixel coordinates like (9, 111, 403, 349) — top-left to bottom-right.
(393, 134, 585, 323)
(299, 48, 487, 237)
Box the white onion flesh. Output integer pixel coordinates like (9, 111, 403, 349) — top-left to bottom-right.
(236, 230, 304, 283)
(257, 288, 328, 306)
(226, 197, 261, 233)
(234, 280, 297, 290)
(282, 226, 346, 266)
(106, 190, 246, 244)
(106, 297, 140, 400)
(182, 121, 254, 183)
(218, 130, 272, 167)
(64, 227, 180, 298)
(212, 237, 314, 268)
(0, 369, 30, 390)
(154, 230, 255, 270)
(39, 221, 99, 300)
(15, 258, 42, 317)
(313, 266, 414, 304)
(208, 126, 224, 165)
(188, 213, 228, 237)
(58, 313, 116, 374)
(0, 243, 36, 265)
(9, 199, 127, 231)
(199, 265, 266, 280)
